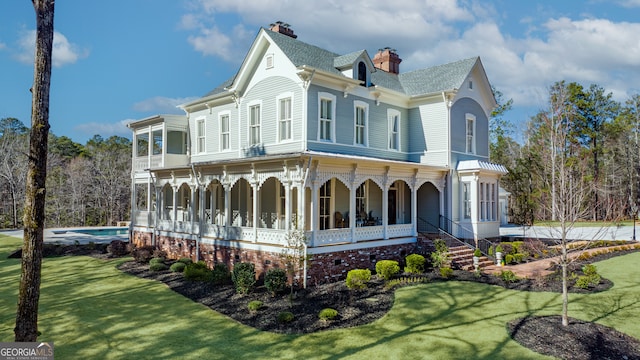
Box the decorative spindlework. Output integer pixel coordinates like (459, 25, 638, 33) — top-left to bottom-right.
(386, 224, 414, 238)
(313, 228, 351, 246)
(354, 226, 384, 242)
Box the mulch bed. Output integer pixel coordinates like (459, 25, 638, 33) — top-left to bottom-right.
(12, 243, 640, 358)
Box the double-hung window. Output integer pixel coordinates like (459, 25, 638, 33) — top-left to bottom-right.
(318, 93, 336, 142)
(463, 182, 471, 219)
(249, 104, 261, 146)
(196, 118, 206, 154)
(354, 101, 368, 146)
(388, 110, 400, 150)
(466, 114, 475, 154)
(220, 113, 230, 151)
(279, 96, 292, 142)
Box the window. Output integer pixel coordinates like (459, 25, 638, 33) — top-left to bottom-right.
(318, 93, 336, 141)
(278, 96, 292, 141)
(249, 104, 261, 146)
(152, 130, 162, 155)
(354, 101, 368, 146)
(388, 110, 400, 150)
(469, 80, 473, 90)
(466, 114, 475, 154)
(480, 182, 486, 221)
(196, 118, 205, 154)
(220, 113, 230, 151)
(136, 133, 149, 156)
(319, 181, 331, 230)
(357, 61, 367, 85)
(356, 182, 366, 217)
(491, 183, 496, 221)
(463, 182, 471, 219)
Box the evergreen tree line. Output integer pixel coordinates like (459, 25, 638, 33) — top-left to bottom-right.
(0, 117, 131, 229)
(492, 81, 640, 225)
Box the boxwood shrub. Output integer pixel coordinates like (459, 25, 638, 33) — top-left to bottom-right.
(178, 257, 193, 265)
(232, 262, 256, 294)
(375, 260, 400, 280)
(212, 263, 231, 285)
(264, 268, 287, 296)
(184, 261, 213, 282)
(277, 311, 294, 323)
(248, 300, 263, 312)
(405, 254, 426, 274)
(169, 262, 186, 273)
(318, 308, 338, 321)
(346, 269, 371, 290)
(149, 262, 168, 272)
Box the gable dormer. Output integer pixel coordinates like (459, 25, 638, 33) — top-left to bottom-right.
(334, 50, 376, 87)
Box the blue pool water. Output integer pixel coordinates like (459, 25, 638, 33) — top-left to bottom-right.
(69, 227, 129, 236)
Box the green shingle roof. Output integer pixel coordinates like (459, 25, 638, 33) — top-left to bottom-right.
(203, 28, 479, 98)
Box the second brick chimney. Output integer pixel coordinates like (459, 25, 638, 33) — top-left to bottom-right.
(372, 47, 402, 74)
(269, 21, 297, 39)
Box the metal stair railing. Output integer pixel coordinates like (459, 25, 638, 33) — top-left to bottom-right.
(417, 217, 471, 250)
(439, 215, 497, 261)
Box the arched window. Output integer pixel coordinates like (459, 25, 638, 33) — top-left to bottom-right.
(357, 61, 367, 85)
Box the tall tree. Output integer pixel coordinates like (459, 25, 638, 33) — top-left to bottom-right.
(15, 0, 55, 342)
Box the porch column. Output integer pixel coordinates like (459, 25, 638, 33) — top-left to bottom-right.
(349, 183, 356, 243)
(297, 181, 305, 231)
(382, 186, 389, 240)
(252, 182, 258, 242)
(411, 186, 418, 237)
(153, 184, 160, 246)
(285, 182, 292, 231)
(224, 184, 231, 228)
(310, 181, 318, 246)
(190, 185, 197, 226)
(172, 185, 178, 231)
(147, 181, 153, 227)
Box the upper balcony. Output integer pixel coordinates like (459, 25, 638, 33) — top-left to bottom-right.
(128, 115, 189, 172)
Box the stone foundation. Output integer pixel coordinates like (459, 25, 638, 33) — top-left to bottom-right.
(130, 230, 434, 285)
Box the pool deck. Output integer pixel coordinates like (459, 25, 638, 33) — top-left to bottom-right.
(0, 227, 129, 245)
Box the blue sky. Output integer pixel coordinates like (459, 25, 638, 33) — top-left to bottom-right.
(2, 0, 640, 144)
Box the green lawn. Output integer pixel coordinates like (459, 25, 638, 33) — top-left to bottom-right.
(2, 235, 640, 359)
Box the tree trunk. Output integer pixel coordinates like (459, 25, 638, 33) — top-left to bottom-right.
(14, 0, 55, 342)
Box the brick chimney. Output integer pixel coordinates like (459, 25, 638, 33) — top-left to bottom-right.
(372, 47, 402, 74)
(269, 21, 297, 39)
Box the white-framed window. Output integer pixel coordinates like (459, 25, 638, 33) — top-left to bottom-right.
(354, 101, 368, 146)
(277, 93, 293, 142)
(319, 180, 331, 230)
(318, 92, 336, 142)
(466, 113, 476, 154)
(356, 182, 367, 218)
(388, 109, 400, 150)
(463, 182, 471, 219)
(480, 182, 486, 221)
(248, 102, 261, 146)
(196, 118, 206, 154)
(219, 112, 230, 151)
(491, 183, 496, 221)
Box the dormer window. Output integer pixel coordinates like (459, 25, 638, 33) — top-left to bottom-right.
(357, 61, 367, 86)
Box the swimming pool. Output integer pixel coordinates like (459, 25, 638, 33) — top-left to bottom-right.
(68, 227, 129, 236)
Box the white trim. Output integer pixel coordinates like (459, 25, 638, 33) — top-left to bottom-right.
(218, 111, 231, 152)
(318, 92, 336, 142)
(265, 53, 274, 69)
(276, 92, 294, 143)
(353, 100, 369, 146)
(465, 113, 476, 154)
(247, 100, 262, 147)
(195, 116, 206, 154)
(387, 109, 401, 151)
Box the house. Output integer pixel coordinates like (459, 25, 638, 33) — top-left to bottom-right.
(128, 22, 507, 285)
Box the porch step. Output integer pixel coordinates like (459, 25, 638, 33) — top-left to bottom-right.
(447, 246, 493, 271)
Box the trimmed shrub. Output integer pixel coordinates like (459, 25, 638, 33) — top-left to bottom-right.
(405, 254, 426, 274)
(212, 263, 231, 285)
(318, 308, 338, 321)
(264, 268, 287, 296)
(375, 260, 400, 280)
(132, 245, 154, 263)
(346, 269, 371, 290)
(439, 266, 454, 279)
(583, 264, 598, 276)
(498, 270, 519, 283)
(169, 262, 186, 273)
(149, 262, 168, 272)
(184, 261, 213, 282)
(178, 257, 193, 265)
(149, 257, 165, 265)
(277, 311, 294, 323)
(107, 240, 129, 257)
(514, 253, 526, 263)
(232, 262, 256, 294)
(248, 300, 263, 312)
(505, 254, 514, 264)
(153, 248, 167, 259)
(473, 248, 482, 257)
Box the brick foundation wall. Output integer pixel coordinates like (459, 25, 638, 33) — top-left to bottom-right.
(131, 230, 435, 285)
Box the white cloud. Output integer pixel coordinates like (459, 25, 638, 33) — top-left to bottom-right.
(0, 42, 6, 50)
(132, 96, 199, 113)
(16, 30, 88, 67)
(74, 119, 132, 139)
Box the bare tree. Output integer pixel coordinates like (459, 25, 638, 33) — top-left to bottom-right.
(0, 133, 28, 228)
(15, 0, 55, 342)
